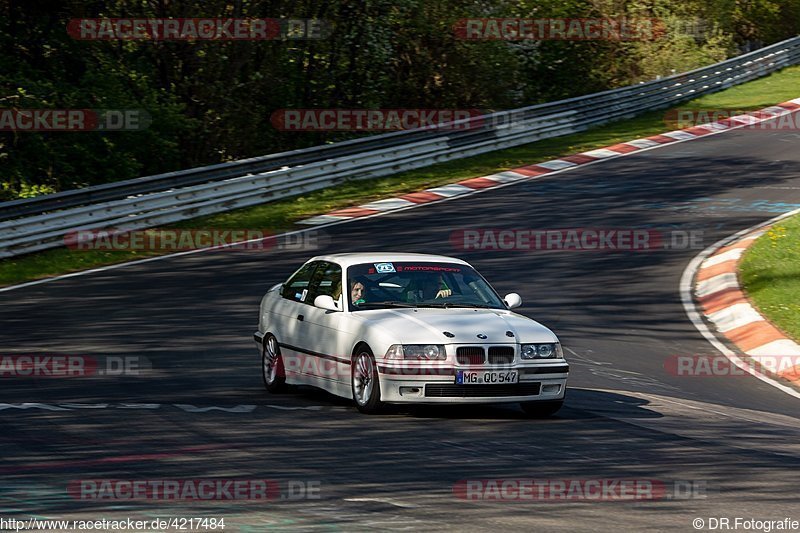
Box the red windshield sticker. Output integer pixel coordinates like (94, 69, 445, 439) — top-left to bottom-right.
(401, 265, 462, 272)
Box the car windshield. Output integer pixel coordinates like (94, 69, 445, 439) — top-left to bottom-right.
(346, 261, 506, 310)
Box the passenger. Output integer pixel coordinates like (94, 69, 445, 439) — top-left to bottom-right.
(350, 278, 367, 306)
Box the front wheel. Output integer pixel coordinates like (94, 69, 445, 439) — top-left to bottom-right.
(520, 400, 563, 418)
(351, 347, 384, 414)
(262, 334, 287, 393)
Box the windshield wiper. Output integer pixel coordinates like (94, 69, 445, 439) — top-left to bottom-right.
(355, 301, 417, 309)
(416, 303, 493, 309)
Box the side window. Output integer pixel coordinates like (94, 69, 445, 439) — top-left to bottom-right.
(281, 262, 319, 303)
(306, 262, 343, 306)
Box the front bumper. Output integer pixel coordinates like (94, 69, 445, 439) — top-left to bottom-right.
(377, 363, 568, 404)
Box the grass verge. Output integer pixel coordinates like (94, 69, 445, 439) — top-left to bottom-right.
(739, 214, 800, 342)
(3, 65, 800, 287)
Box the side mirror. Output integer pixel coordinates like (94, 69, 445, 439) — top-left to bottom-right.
(504, 293, 522, 309)
(314, 295, 340, 312)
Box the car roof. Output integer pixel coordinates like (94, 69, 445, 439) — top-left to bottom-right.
(305, 252, 471, 269)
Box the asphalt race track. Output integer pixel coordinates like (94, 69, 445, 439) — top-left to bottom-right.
(2, 118, 800, 532)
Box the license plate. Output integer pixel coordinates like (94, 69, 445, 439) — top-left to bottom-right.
(456, 370, 519, 385)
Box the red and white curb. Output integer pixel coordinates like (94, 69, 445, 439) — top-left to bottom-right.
(298, 98, 800, 226)
(3, 96, 799, 298)
(694, 220, 800, 385)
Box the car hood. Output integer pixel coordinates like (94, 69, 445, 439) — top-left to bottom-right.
(353, 308, 557, 344)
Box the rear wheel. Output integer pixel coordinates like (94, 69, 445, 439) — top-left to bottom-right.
(351, 347, 384, 414)
(520, 400, 563, 418)
(262, 334, 287, 393)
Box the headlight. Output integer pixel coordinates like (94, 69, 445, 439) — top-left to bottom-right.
(385, 344, 446, 361)
(520, 343, 562, 359)
(520, 344, 537, 359)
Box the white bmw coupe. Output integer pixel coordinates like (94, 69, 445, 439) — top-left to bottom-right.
(254, 253, 568, 416)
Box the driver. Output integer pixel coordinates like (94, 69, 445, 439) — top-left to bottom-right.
(406, 275, 452, 301)
(331, 280, 343, 307)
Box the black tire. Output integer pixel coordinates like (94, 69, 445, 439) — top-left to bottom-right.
(351, 346, 384, 414)
(262, 334, 287, 393)
(520, 400, 563, 418)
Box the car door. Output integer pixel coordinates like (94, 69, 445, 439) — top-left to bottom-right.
(269, 261, 320, 382)
(296, 261, 352, 393)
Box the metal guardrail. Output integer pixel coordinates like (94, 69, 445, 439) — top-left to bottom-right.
(2, 36, 800, 258)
